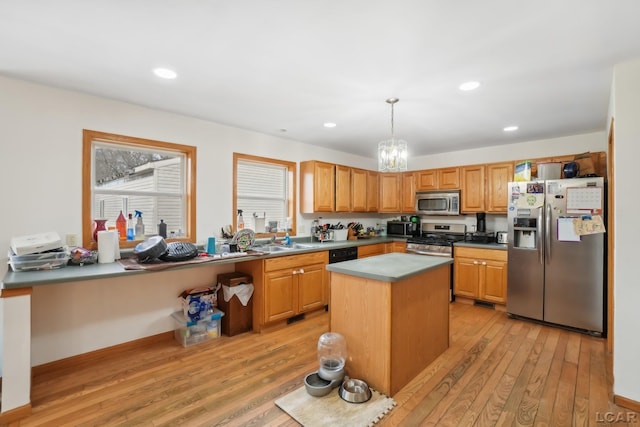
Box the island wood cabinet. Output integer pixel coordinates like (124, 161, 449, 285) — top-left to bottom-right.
(243, 251, 327, 331)
(300, 160, 335, 213)
(454, 246, 507, 305)
(378, 172, 416, 213)
(387, 240, 407, 253)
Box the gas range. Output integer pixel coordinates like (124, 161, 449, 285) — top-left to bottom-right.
(406, 223, 466, 258)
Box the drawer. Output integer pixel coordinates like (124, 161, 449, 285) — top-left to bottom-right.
(455, 247, 507, 262)
(264, 251, 327, 272)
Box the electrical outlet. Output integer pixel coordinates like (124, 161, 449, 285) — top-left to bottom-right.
(65, 234, 79, 246)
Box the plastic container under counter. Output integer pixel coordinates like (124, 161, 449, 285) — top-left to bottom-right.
(171, 309, 224, 347)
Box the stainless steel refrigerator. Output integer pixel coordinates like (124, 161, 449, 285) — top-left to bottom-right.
(507, 177, 605, 335)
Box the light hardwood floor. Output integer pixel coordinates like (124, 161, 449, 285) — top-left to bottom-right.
(7, 303, 638, 426)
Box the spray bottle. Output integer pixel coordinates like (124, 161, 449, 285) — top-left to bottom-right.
(237, 209, 245, 230)
(134, 210, 145, 240)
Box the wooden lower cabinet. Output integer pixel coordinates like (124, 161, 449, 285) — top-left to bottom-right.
(243, 251, 327, 331)
(387, 240, 407, 253)
(357, 243, 387, 258)
(454, 247, 508, 305)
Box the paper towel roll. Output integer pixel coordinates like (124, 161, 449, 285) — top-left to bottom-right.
(98, 230, 116, 264)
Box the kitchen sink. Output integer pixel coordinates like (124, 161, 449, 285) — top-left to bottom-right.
(253, 244, 296, 253)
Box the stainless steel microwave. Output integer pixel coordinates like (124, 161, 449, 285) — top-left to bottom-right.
(415, 191, 461, 216)
(387, 221, 420, 237)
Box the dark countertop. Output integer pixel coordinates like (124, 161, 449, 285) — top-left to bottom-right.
(454, 241, 508, 250)
(2, 237, 403, 290)
(326, 253, 453, 282)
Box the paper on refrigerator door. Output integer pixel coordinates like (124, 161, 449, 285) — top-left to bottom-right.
(557, 218, 581, 242)
(516, 193, 544, 209)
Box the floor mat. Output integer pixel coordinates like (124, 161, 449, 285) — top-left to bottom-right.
(275, 384, 396, 427)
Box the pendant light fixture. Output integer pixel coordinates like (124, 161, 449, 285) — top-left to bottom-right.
(378, 98, 408, 172)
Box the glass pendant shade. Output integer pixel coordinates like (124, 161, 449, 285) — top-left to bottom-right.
(378, 138, 408, 172)
(378, 98, 408, 172)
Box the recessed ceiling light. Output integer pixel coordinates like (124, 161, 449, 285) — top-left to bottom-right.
(324, 122, 337, 128)
(503, 125, 519, 132)
(459, 81, 480, 91)
(153, 67, 177, 79)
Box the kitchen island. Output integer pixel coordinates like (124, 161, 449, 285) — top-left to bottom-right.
(326, 253, 452, 396)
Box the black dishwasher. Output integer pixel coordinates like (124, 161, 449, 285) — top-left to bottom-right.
(328, 246, 358, 264)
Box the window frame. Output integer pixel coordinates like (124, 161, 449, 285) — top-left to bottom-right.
(82, 129, 197, 250)
(233, 152, 296, 238)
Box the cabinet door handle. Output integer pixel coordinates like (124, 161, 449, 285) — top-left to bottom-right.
(292, 270, 298, 275)
(473, 260, 479, 265)
(299, 268, 305, 274)
(481, 261, 487, 266)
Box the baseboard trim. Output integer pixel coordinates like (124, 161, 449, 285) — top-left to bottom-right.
(614, 394, 640, 412)
(0, 402, 32, 424)
(32, 331, 173, 377)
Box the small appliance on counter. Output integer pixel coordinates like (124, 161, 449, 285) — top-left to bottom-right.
(387, 219, 420, 237)
(496, 231, 508, 244)
(464, 231, 495, 244)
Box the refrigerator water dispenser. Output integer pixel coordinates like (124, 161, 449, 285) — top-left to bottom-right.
(514, 230, 536, 248)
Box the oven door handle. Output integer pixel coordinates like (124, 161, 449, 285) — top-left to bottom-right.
(406, 248, 451, 257)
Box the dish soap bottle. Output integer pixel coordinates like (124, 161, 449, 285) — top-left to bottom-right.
(134, 210, 145, 240)
(126, 213, 135, 241)
(237, 209, 245, 230)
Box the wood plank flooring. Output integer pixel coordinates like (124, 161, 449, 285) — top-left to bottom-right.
(7, 303, 638, 427)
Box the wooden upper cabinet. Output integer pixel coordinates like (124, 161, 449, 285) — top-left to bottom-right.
(378, 173, 402, 213)
(486, 162, 513, 213)
(351, 168, 367, 212)
(415, 170, 438, 191)
(366, 170, 379, 212)
(438, 167, 461, 189)
(461, 165, 485, 213)
(401, 172, 416, 213)
(335, 164, 351, 212)
(300, 161, 335, 213)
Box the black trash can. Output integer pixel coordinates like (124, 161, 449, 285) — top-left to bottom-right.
(217, 272, 253, 336)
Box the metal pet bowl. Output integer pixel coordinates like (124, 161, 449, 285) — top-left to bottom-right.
(339, 378, 372, 403)
(304, 372, 341, 397)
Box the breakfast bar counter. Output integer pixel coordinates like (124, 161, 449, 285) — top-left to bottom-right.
(327, 253, 452, 396)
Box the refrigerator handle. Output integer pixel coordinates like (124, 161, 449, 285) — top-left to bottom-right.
(538, 207, 543, 265)
(545, 203, 552, 262)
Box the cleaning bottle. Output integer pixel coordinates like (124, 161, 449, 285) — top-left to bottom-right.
(126, 213, 135, 241)
(237, 209, 245, 230)
(284, 232, 291, 246)
(134, 210, 145, 240)
(158, 219, 167, 238)
(116, 210, 127, 241)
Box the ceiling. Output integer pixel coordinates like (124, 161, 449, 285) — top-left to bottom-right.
(2, 1, 640, 159)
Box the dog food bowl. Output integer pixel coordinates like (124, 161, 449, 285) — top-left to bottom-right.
(338, 378, 372, 403)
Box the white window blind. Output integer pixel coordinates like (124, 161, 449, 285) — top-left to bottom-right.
(237, 159, 288, 231)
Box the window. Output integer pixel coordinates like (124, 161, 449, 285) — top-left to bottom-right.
(233, 153, 296, 237)
(82, 130, 196, 249)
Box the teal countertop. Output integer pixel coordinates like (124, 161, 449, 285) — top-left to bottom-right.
(2, 237, 403, 290)
(326, 252, 453, 283)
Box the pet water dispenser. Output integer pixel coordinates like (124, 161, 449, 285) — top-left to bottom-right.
(317, 332, 347, 381)
(304, 332, 347, 397)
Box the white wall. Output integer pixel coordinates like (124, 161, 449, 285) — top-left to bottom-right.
(610, 59, 640, 402)
(0, 75, 608, 369)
